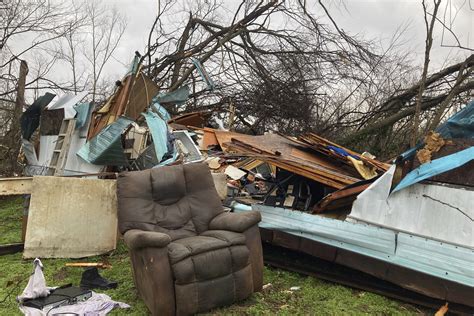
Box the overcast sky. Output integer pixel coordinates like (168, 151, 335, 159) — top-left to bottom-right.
(100, 0, 472, 80)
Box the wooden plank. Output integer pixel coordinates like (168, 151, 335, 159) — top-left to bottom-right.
(0, 177, 33, 195)
(201, 129, 219, 149)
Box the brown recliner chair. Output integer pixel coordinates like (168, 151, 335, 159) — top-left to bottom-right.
(117, 163, 263, 315)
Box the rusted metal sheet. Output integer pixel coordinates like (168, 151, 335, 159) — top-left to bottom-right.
(23, 176, 118, 258)
(0, 177, 33, 195)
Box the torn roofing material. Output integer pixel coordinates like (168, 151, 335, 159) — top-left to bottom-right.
(220, 132, 384, 189)
(155, 84, 190, 106)
(401, 100, 474, 160)
(47, 91, 88, 119)
(77, 116, 133, 166)
(191, 58, 215, 91)
(393, 146, 474, 192)
(143, 100, 172, 163)
(74, 102, 93, 129)
(87, 56, 158, 140)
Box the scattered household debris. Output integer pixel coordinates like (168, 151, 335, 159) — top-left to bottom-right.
(80, 267, 118, 290)
(262, 283, 272, 290)
(17, 259, 128, 315)
(65, 263, 112, 269)
(2, 50, 473, 314)
(416, 131, 450, 164)
(17, 259, 52, 303)
(435, 303, 449, 316)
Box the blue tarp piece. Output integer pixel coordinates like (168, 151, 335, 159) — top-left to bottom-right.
(143, 101, 172, 162)
(77, 117, 133, 165)
(327, 145, 359, 159)
(400, 100, 474, 160)
(74, 102, 92, 129)
(436, 100, 474, 139)
(191, 58, 215, 91)
(155, 85, 189, 106)
(393, 146, 474, 192)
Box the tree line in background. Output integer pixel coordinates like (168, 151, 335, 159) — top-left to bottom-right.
(1, 0, 473, 175)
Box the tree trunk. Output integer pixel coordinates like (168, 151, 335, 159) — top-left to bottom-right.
(8, 59, 29, 175)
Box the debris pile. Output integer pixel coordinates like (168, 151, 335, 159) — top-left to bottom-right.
(1, 53, 473, 314)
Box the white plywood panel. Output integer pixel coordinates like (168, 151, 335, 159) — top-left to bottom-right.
(24, 176, 118, 258)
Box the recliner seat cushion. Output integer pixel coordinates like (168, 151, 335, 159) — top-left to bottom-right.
(168, 230, 246, 264)
(168, 231, 249, 285)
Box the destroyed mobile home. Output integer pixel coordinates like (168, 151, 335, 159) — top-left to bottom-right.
(1, 54, 473, 315)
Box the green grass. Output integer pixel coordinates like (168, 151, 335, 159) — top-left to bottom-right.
(0, 196, 23, 244)
(0, 197, 426, 315)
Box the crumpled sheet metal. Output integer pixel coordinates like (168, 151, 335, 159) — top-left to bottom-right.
(350, 165, 473, 248)
(191, 58, 215, 91)
(77, 116, 133, 166)
(238, 204, 473, 287)
(74, 102, 93, 129)
(46, 91, 88, 119)
(155, 85, 189, 106)
(143, 105, 170, 163)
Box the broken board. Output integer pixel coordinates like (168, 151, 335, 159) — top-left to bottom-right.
(23, 176, 118, 258)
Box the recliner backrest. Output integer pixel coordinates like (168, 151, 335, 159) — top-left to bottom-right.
(117, 163, 223, 237)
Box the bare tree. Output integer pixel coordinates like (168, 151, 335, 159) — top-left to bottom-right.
(411, 0, 442, 147)
(83, 0, 127, 103)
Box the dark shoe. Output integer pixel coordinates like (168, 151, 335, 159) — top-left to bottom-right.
(80, 267, 118, 290)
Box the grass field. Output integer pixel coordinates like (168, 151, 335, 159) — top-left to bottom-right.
(0, 196, 427, 315)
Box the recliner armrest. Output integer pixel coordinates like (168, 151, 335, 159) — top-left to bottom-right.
(209, 211, 261, 233)
(124, 229, 171, 250)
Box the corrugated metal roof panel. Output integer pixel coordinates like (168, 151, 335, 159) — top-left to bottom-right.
(77, 116, 133, 165)
(243, 204, 474, 287)
(250, 204, 395, 258)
